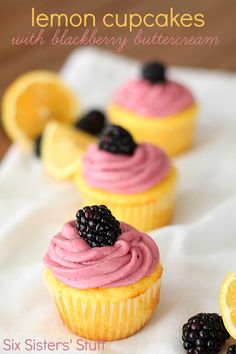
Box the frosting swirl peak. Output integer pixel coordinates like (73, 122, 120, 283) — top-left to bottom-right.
(114, 79, 194, 117)
(44, 221, 159, 289)
(82, 143, 170, 194)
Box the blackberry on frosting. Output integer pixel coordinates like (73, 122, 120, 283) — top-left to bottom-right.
(99, 125, 137, 155)
(142, 62, 166, 84)
(76, 205, 121, 248)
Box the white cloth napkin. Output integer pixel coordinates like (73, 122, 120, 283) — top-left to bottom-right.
(0, 48, 236, 354)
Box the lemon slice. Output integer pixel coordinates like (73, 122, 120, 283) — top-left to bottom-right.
(2, 71, 78, 149)
(42, 121, 96, 179)
(220, 272, 236, 339)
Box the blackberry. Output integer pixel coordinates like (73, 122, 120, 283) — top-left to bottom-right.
(142, 62, 166, 84)
(182, 313, 230, 354)
(75, 110, 106, 135)
(99, 125, 137, 155)
(76, 205, 121, 248)
(227, 345, 236, 353)
(34, 135, 42, 158)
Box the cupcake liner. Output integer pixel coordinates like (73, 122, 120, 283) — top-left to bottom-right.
(44, 266, 162, 341)
(75, 167, 177, 232)
(108, 104, 198, 156)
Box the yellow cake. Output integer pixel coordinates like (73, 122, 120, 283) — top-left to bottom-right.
(75, 165, 177, 232)
(108, 104, 198, 156)
(44, 263, 162, 340)
(107, 62, 198, 156)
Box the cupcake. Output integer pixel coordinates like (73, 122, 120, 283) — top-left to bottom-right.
(75, 125, 177, 231)
(108, 62, 198, 156)
(43, 205, 163, 340)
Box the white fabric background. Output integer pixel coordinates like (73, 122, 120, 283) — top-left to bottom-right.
(0, 48, 236, 353)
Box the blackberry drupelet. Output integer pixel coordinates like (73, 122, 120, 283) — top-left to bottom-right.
(227, 345, 236, 353)
(75, 110, 106, 135)
(76, 205, 121, 248)
(142, 62, 166, 84)
(182, 313, 230, 354)
(34, 135, 42, 158)
(99, 125, 137, 155)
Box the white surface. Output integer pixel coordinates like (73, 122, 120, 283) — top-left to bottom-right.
(1, 48, 236, 354)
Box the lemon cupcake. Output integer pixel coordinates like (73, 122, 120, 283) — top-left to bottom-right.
(75, 125, 177, 231)
(44, 205, 163, 340)
(108, 62, 198, 156)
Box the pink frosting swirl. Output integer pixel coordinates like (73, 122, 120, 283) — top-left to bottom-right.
(114, 79, 194, 117)
(82, 143, 170, 194)
(44, 221, 159, 289)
